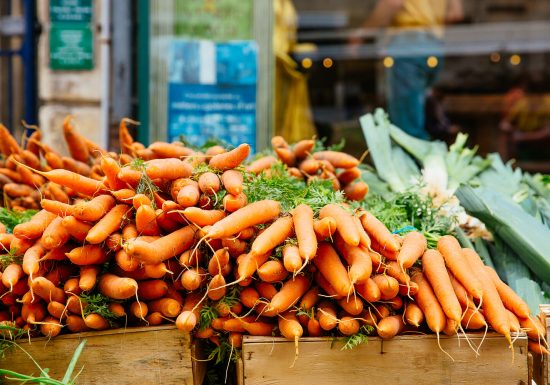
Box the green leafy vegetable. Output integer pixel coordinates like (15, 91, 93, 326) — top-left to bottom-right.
(80, 293, 119, 325)
(341, 325, 374, 350)
(130, 158, 159, 209)
(0, 208, 37, 233)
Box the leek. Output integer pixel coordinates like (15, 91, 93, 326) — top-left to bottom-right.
(456, 185, 550, 284)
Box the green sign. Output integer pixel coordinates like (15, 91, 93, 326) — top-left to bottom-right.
(50, 23, 93, 70)
(50, 0, 92, 23)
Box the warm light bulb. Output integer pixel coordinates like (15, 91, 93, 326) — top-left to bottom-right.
(510, 54, 521, 66)
(323, 58, 333, 68)
(383, 57, 394, 68)
(301, 58, 313, 69)
(427, 56, 438, 68)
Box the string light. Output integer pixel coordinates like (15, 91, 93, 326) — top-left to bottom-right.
(383, 57, 394, 68)
(301, 58, 312, 69)
(510, 54, 521, 66)
(323, 58, 333, 68)
(427, 56, 438, 68)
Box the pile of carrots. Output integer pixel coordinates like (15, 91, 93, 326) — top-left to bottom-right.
(0, 119, 547, 361)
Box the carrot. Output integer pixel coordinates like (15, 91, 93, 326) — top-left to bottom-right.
(396, 231, 426, 270)
(410, 270, 446, 334)
(143, 158, 193, 180)
(519, 317, 546, 341)
(23, 243, 45, 277)
(238, 287, 259, 309)
(461, 308, 487, 330)
(449, 273, 474, 310)
(47, 301, 66, 320)
(84, 313, 110, 330)
(313, 151, 359, 169)
(181, 268, 205, 291)
(208, 274, 227, 301)
(2, 264, 24, 290)
(135, 205, 160, 236)
(208, 248, 230, 275)
(246, 156, 277, 174)
(112, 188, 136, 203)
(206, 200, 281, 239)
(107, 302, 126, 318)
(40, 200, 73, 218)
(22, 165, 106, 197)
(98, 273, 138, 300)
(66, 245, 108, 265)
(237, 252, 269, 282)
(404, 302, 424, 326)
(377, 315, 405, 339)
(266, 275, 310, 315)
(106, 232, 123, 253)
(506, 310, 520, 333)
(46, 183, 70, 203)
(0, 124, 20, 155)
(248, 218, 291, 259)
(222, 193, 248, 212)
(0, 168, 22, 183)
(293, 204, 317, 263)
(462, 248, 510, 340)
(282, 244, 303, 274)
(437, 236, 483, 300)
(198, 172, 220, 196)
(443, 319, 458, 336)
(529, 341, 550, 355)
(257, 260, 288, 282)
(343, 181, 369, 201)
(130, 301, 148, 319)
(337, 167, 361, 185)
(22, 301, 46, 324)
(58, 216, 92, 243)
(314, 242, 353, 297)
(209, 143, 250, 171)
(293, 139, 314, 159)
(338, 296, 364, 316)
(278, 310, 303, 364)
(13, 210, 57, 240)
(181, 248, 203, 269)
(205, 145, 226, 156)
(170, 178, 197, 200)
(237, 227, 256, 240)
(315, 301, 336, 331)
(274, 147, 296, 166)
(149, 141, 193, 158)
(176, 184, 200, 208)
(149, 298, 181, 318)
(355, 277, 381, 303)
(64, 278, 81, 295)
(30, 277, 66, 303)
(314, 271, 343, 300)
(132, 194, 152, 209)
(79, 265, 101, 292)
(66, 315, 91, 333)
(337, 316, 359, 336)
(318, 204, 359, 246)
(398, 281, 419, 297)
(255, 282, 278, 301)
(242, 321, 274, 336)
(484, 266, 530, 319)
(26, 129, 41, 156)
(221, 237, 248, 258)
(86, 204, 129, 244)
(180, 207, 225, 227)
(40, 316, 62, 337)
(359, 211, 400, 255)
(422, 249, 462, 323)
(62, 157, 92, 176)
(125, 226, 195, 264)
(72, 195, 115, 222)
(313, 216, 337, 241)
(176, 310, 197, 332)
(63, 116, 90, 162)
(334, 233, 372, 284)
(372, 274, 399, 300)
(299, 287, 320, 310)
(221, 170, 243, 196)
(100, 156, 126, 190)
(3, 183, 34, 198)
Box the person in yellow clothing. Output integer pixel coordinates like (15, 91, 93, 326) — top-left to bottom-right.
(355, 0, 463, 139)
(274, 0, 317, 143)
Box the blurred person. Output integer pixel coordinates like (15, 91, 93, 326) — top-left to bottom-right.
(274, 0, 317, 142)
(352, 0, 463, 139)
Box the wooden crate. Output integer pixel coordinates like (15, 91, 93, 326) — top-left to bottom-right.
(533, 304, 550, 385)
(238, 332, 529, 385)
(1, 326, 205, 385)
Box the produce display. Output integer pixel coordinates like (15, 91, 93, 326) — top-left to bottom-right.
(0, 116, 548, 377)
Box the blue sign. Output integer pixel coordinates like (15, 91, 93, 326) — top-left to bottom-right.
(167, 40, 257, 152)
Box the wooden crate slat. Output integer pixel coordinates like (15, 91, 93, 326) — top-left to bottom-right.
(240, 333, 528, 385)
(1, 326, 203, 385)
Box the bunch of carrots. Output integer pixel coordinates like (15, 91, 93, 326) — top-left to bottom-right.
(0, 118, 547, 363)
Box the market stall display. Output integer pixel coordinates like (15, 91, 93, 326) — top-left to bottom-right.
(0, 117, 548, 384)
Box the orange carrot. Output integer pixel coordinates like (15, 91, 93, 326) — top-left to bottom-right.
(404, 302, 424, 326)
(461, 308, 487, 330)
(278, 310, 303, 361)
(30, 277, 66, 303)
(66, 315, 90, 333)
(176, 184, 200, 208)
(86, 204, 129, 244)
(282, 244, 302, 274)
(13, 210, 57, 240)
(337, 167, 361, 185)
(149, 141, 194, 158)
(125, 226, 195, 264)
(198, 172, 220, 196)
(314, 242, 352, 297)
(397, 231, 426, 270)
(257, 260, 288, 282)
(312, 151, 359, 169)
(377, 315, 405, 339)
(72, 195, 115, 222)
(149, 298, 182, 318)
(519, 317, 546, 341)
(246, 156, 277, 174)
(222, 193, 248, 212)
(208, 274, 227, 301)
(47, 301, 66, 320)
(221, 170, 243, 195)
(372, 274, 399, 300)
(274, 147, 296, 166)
(266, 275, 310, 315)
(144, 158, 192, 180)
(484, 266, 530, 319)
(98, 273, 138, 300)
(206, 200, 281, 239)
(343, 181, 369, 201)
(319, 204, 359, 246)
(66, 245, 108, 265)
(529, 341, 550, 355)
(78, 265, 101, 292)
(209, 143, 250, 171)
(355, 277, 381, 303)
(176, 310, 197, 332)
(130, 301, 148, 319)
(23, 243, 45, 277)
(182, 208, 226, 227)
(437, 236, 483, 300)
(359, 211, 400, 254)
(422, 249, 462, 323)
(84, 313, 110, 330)
(338, 316, 360, 336)
(293, 139, 314, 159)
(23, 166, 106, 197)
(2, 264, 24, 290)
(100, 156, 126, 190)
(293, 204, 317, 262)
(410, 270, 446, 334)
(63, 116, 90, 162)
(338, 296, 364, 316)
(181, 268, 205, 291)
(39, 316, 62, 337)
(334, 233, 372, 284)
(61, 216, 93, 242)
(313, 216, 337, 241)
